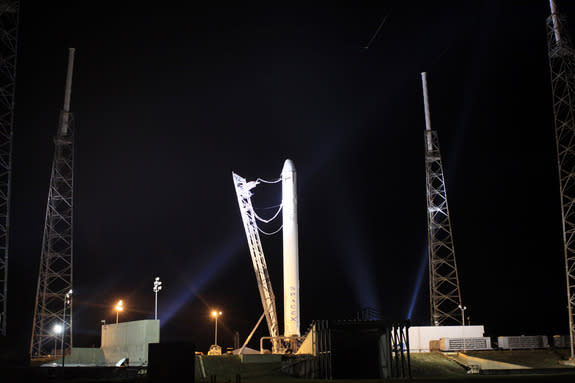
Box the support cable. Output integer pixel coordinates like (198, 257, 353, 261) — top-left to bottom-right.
(257, 225, 283, 236)
(255, 204, 282, 210)
(254, 204, 283, 223)
(256, 177, 281, 184)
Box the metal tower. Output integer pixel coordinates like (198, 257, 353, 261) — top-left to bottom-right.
(0, 0, 19, 337)
(30, 48, 76, 358)
(547, 0, 575, 360)
(421, 72, 463, 326)
(232, 172, 281, 352)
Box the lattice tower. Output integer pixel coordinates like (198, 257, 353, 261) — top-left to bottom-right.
(547, 0, 575, 359)
(30, 48, 75, 357)
(421, 72, 463, 326)
(0, 0, 19, 337)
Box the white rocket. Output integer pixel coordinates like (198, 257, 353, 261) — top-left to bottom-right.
(281, 159, 300, 337)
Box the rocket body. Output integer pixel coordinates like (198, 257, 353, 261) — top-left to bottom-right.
(281, 159, 300, 337)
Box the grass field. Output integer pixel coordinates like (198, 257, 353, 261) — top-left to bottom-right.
(464, 349, 573, 369)
(2, 349, 575, 382)
(410, 352, 468, 377)
(191, 350, 575, 383)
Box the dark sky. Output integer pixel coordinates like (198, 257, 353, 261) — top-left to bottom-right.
(6, 1, 575, 353)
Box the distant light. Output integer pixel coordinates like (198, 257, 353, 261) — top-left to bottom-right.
(53, 324, 63, 334)
(153, 277, 162, 293)
(211, 310, 223, 347)
(115, 300, 124, 324)
(153, 277, 163, 320)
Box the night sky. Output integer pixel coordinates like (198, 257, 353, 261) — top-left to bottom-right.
(6, 1, 575, 353)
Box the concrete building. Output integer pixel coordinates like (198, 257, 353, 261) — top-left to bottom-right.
(45, 319, 160, 367)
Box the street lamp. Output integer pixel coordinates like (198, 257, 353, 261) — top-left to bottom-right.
(458, 304, 467, 352)
(115, 300, 124, 324)
(62, 290, 72, 367)
(153, 277, 162, 320)
(211, 310, 222, 346)
(53, 324, 63, 334)
(52, 324, 63, 356)
(458, 304, 467, 326)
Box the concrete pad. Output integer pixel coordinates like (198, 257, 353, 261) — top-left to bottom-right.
(457, 352, 531, 370)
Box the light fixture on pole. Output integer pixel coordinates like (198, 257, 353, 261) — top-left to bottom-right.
(458, 304, 467, 352)
(62, 289, 72, 367)
(115, 300, 124, 324)
(211, 310, 222, 346)
(153, 277, 162, 320)
(52, 324, 63, 356)
(53, 324, 63, 334)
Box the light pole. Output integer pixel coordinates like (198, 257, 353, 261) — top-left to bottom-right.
(211, 310, 222, 346)
(115, 300, 124, 324)
(62, 290, 72, 367)
(458, 304, 467, 352)
(153, 277, 162, 320)
(52, 323, 63, 356)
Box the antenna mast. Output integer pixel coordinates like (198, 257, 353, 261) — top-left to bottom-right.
(546, 0, 575, 360)
(30, 48, 76, 358)
(421, 72, 463, 326)
(0, 0, 19, 338)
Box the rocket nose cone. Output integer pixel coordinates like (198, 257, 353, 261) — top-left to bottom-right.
(282, 159, 295, 174)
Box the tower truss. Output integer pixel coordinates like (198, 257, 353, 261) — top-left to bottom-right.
(232, 173, 281, 352)
(30, 48, 75, 357)
(547, 0, 575, 359)
(0, 0, 19, 337)
(421, 72, 463, 326)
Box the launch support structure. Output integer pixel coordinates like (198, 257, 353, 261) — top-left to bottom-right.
(421, 72, 464, 326)
(232, 159, 301, 352)
(547, 0, 575, 360)
(0, 0, 19, 337)
(30, 48, 76, 358)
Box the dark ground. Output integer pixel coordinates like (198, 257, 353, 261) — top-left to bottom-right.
(1, 350, 575, 382)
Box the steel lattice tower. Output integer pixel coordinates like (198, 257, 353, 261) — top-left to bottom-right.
(232, 173, 281, 353)
(547, 0, 575, 360)
(421, 72, 463, 326)
(30, 48, 75, 358)
(0, 0, 19, 337)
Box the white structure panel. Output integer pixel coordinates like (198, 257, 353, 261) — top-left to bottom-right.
(408, 325, 485, 352)
(497, 335, 549, 350)
(101, 319, 160, 366)
(440, 337, 492, 351)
